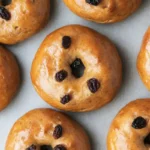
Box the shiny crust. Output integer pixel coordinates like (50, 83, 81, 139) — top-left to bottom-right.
(63, 0, 141, 23)
(107, 99, 150, 150)
(31, 25, 122, 112)
(0, 46, 20, 111)
(137, 27, 150, 90)
(0, 0, 50, 44)
(5, 108, 91, 150)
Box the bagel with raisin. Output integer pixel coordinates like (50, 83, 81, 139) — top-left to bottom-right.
(31, 25, 122, 112)
(63, 0, 141, 23)
(6, 108, 91, 150)
(107, 99, 150, 150)
(0, 0, 50, 44)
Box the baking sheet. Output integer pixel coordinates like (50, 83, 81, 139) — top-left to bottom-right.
(1, 1, 150, 149)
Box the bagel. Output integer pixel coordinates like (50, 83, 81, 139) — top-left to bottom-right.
(31, 25, 122, 112)
(0, 46, 20, 111)
(6, 108, 91, 150)
(107, 99, 150, 150)
(137, 27, 150, 90)
(0, 0, 50, 44)
(63, 0, 141, 23)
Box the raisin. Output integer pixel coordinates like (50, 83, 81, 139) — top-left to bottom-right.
(54, 145, 66, 150)
(0, 6, 11, 20)
(1, 0, 12, 6)
(70, 58, 85, 78)
(87, 78, 100, 93)
(85, 0, 101, 6)
(26, 145, 36, 150)
(55, 70, 68, 82)
(40, 145, 52, 150)
(53, 125, 63, 139)
(61, 95, 71, 104)
(62, 36, 71, 49)
(132, 117, 147, 129)
(144, 133, 150, 145)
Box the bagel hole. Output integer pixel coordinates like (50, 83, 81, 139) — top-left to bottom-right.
(1, 0, 12, 6)
(70, 58, 85, 78)
(144, 133, 150, 146)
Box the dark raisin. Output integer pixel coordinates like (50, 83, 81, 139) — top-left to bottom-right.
(54, 145, 66, 150)
(26, 145, 36, 150)
(85, 0, 101, 6)
(144, 133, 150, 145)
(62, 36, 71, 49)
(55, 70, 68, 82)
(40, 145, 52, 150)
(132, 117, 147, 129)
(70, 58, 85, 78)
(53, 125, 63, 139)
(1, 0, 12, 6)
(61, 95, 71, 104)
(0, 6, 11, 20)
(87, 78, 100, 93)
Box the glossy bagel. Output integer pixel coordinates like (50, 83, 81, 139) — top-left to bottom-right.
(0, 46, 20, 111)
(107, 99, 150, 150)
(137, 27, 150, 90)
(0, 0, 50, 44)
(31, 25, 122, 112)
(6, 108, 91, 150)
(63, 0, 141, 23)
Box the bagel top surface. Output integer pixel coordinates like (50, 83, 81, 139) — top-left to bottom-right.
(137, 27, 150, 90)
(0, 0, 50, 44)
(0, 46, 20, 111)
(6, 108, 91, 150)
(63, 0, 141, 23)
(31, 25, 122, 112)
(107, 99, 150, 150)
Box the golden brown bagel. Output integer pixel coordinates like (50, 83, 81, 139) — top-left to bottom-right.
(0, 0, 50, 44)
(137, 27, 150, 90)
(107, 99, 150, 150)
(6, 108, 91, 150)
(63, 0, 141, 23)
(31, 25, 122, 112)
(0, 46, 20, 111)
